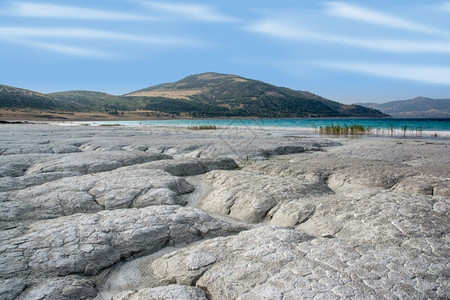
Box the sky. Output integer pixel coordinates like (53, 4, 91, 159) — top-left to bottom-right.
(0, 0, 449, 104)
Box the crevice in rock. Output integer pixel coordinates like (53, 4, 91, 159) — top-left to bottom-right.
(197, 284, 213, 300)
(127, 187, 151, 209)
(385, 178, 401, 190)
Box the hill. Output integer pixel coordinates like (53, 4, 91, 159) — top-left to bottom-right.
(48, 90, 147, 113)
(0, 85, 71, 111)
(1, 73, 386, 119)
(127, 72, 385, 118)
(357, 97, 450, 118)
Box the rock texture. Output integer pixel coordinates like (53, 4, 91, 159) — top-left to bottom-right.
(201, 170, 331, 223)
(123, 285, 208, 300)
(1, 168, 194, 223)
(0, 124, 448, 299)
(1, 205, 243, 279)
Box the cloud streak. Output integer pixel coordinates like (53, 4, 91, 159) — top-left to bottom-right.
(324, 2, 447, 36)
(246, 20, 450, 53)
(0, 27, 196, 46)
(317, 62, 450, 85)
(140, 2, 240, 23)
(438, 2, 450, 12)
(4, 2, 152, 21)
(3, 38, 117, 58)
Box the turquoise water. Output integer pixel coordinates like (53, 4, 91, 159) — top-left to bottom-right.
(86, 118, 450, 132)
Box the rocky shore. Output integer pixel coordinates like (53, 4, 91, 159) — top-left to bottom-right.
(1, 123, 449, 299)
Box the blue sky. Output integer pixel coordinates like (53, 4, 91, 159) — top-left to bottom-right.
(0, 0, 449, 103)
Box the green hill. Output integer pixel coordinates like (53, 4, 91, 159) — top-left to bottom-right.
(0, 85, 71, 110)
(127, 73, 386, 118)
(48, 90, 145, 113)
(1, 72, 387, 118)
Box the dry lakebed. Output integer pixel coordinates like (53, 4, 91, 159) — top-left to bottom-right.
(0, 123, 449, 299)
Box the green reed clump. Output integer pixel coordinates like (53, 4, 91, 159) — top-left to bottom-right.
(100, 124, 121, 127)
(318, 124, 370, 135)
(401, 124, 407, 136)
(187, 125, 218, 130)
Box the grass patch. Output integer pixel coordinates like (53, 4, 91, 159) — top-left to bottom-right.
(187, 125, 218, 130)
(100, 124, 121, 127)
(318, 124, 370, 135)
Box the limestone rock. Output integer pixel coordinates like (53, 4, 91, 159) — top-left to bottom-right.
(0, 162, 29, 177)
(122, 285, 208, 300)
(246, 153, 414, 191)
(260, 145, 305, 157)
(1, 124, 448, 299)
(297, 216, 343, 237)
(148, 226, 448, 299)
(0, 172, 73, 192)
(1, 169, 194, 222)
(18, 277, 97, 300)
(140, 158, 238, 176)
(25, 151, 171, 177)
(394, 176, 450, 196)
(269, 201, 316, 227)
(0, 206, 244, 279)
(152, 250, 217, 285)
(0, 278, 26, 300)
(201, 170, 332, 223)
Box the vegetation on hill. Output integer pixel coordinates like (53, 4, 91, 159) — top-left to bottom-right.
(0, 85, 70, 111)
(128, 73, 386, 118)
(49, 91, 143, 113)
(1, 73, 387, 118)
(357, 97, 450, 118)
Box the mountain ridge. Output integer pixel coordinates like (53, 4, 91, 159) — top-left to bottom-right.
(357, 97, 450, 118)
(1, 72, 386, 119)
(125, 72, 385, 118)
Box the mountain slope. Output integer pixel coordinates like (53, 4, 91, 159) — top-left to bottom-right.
(48, 90, 145, 112)
(0, 85, 71, 110)
(1, 73, 386, 118)
(357, 97, 450, 118)
(128, 72, 385, 118)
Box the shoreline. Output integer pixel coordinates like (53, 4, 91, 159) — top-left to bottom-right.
(51, 120, 450, 138)
(2, 119, 449, 138)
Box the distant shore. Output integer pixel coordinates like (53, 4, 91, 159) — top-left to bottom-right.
(2, 119, 449, 139)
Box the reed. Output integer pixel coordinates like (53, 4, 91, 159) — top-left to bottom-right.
(401, 125, 407, 136)
(388, 124, 394, 136)
(100, 124, 121, 127)
(187, 125, 218, 130)
(318, 124, 370, 135)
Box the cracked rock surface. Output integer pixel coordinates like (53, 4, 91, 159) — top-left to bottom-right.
(1, 124, 448, 299)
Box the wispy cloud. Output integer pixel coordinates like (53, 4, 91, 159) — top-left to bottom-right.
(3, 2, 152, 21)
(246, 20, 450, 53)
(140, 1, 240, 23)
(324, 2, 448, 36)
(437, 2, 450, 12)
(0, 27, 196, 46)
(3, 38, 117, 58)
(316, 61, 450, 85)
